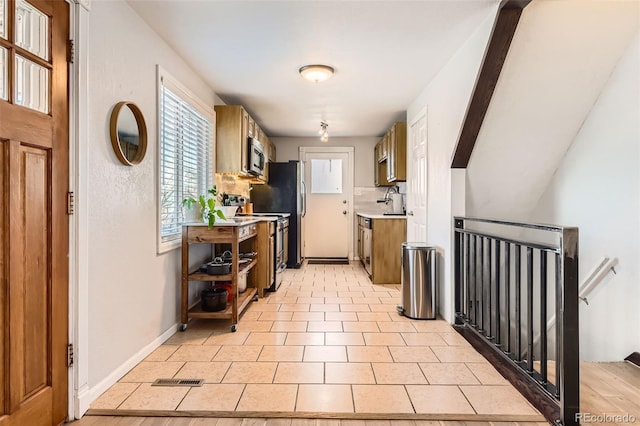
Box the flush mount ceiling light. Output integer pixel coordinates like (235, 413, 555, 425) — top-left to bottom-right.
(319, 121, 329, 143)
(299, 65, 335, 83)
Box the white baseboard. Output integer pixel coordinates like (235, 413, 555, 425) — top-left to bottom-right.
(74, 322, 179, 418)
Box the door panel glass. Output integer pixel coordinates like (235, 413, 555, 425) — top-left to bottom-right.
(310, 158, 343, 194)
(0, 0, 6, 39)
(15, 0, 49, 60)
(15, 54, 49, 113)
(0, 47, 6, 100)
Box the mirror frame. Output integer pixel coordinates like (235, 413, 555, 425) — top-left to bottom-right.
(109, 101, 148, 166)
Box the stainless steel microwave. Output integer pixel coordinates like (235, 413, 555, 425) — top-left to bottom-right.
(247, 137, 265, 176)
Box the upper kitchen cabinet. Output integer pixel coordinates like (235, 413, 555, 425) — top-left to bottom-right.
(215, 105, 271, 182)
(215, 105, 250, 176)
(386, 122, 406, 182)
(375, 122, 406, 185)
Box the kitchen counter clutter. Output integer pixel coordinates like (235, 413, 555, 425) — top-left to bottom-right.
(356, 213, 407, 284)
(181, 220, 260, 332)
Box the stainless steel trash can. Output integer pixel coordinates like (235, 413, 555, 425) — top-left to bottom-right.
(398, 243, 437, 319)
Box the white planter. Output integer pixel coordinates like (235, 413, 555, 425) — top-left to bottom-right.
(182, 204, 202, 223)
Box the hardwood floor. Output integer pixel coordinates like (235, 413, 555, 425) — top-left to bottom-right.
(580, 361, 640, 423)
(67, 417, 550, 426)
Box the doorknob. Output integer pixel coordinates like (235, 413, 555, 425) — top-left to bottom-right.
(408, 211, 414, 216)
(343, 210, 347, 215)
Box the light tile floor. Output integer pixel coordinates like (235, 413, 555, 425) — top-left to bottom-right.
(90, 262, 543, 420)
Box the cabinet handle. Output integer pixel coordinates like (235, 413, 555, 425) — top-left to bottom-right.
(343, 210, 347, 215)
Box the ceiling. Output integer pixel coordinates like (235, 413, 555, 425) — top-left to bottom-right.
(127, 0, 497, 138)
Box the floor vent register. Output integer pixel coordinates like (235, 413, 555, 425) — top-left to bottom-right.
(151, 378, 204, 387)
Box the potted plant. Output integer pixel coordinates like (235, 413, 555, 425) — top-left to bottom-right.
(182, 186, 226, 227)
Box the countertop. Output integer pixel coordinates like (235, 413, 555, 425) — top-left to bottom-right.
(356, 212, 406, 219)
(183, 217, 261, 227)
(237, 213, 291, 219)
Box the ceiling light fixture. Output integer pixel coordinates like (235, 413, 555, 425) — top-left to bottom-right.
(319, 121, 329, 143)
(299, 64, 335, 83)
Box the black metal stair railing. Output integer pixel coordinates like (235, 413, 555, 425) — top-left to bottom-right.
(453, 217, 579, 426)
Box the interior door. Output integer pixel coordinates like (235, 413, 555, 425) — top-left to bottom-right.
(0, 0, 69, 425)
(302, 151, 351, 259)
(406, 110, 427, 242)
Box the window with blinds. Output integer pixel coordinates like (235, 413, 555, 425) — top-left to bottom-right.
(158, 67, 214, 251)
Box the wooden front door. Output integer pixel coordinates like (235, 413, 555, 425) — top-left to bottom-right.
(0, 0, 69, 425)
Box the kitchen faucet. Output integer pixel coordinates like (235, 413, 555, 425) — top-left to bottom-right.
(377, 186, 399, 210)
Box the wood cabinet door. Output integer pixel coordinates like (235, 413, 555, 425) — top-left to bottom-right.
(240, 108, 249, 173)
(387, 125, 397, 181)
(0, 1, 69, 425)
(268, 234, 275, 285)
(381, 134, 388, 160)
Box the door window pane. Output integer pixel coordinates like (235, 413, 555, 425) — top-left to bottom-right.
(15, 54, 49, 113)
(0, 0, 6, 39)
(311, 158, 343, 194)
(0, 47, 6, 100)
(15, 0, 49, 60)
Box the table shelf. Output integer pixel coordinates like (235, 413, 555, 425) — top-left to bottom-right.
(181, 221, 259, 332)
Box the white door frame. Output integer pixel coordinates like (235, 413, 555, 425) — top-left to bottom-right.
(299, 146, 355, 260)
(68, 0, 91, 420)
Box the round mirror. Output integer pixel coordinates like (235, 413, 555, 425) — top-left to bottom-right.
(109, 101, 148, 166)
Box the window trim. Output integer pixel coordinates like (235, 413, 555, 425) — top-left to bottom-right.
(156, 65, 215, 253)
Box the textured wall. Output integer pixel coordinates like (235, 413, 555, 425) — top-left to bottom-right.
(86, 0, 216, 393)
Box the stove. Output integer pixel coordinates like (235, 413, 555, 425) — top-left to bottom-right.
(238, 213, 288, 291)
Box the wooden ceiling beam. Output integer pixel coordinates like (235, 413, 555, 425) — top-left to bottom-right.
(451, 0, 532, 169)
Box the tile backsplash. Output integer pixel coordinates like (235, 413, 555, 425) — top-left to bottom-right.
(354, 185, 406, 215)
(215, 174, 251, 200)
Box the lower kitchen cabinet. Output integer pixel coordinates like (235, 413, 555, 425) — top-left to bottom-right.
(358, 214, 406, 284)
(254, 220, 276, 297)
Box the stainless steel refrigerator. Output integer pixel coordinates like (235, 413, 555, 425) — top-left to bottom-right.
(251, 161, 305, 268)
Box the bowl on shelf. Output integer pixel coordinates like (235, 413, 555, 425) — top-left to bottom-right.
(215, 206, 239, 222)
(201, 287, 228, 312)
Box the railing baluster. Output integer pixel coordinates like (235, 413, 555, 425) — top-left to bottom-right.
(505, 242, 511, 355)
(527, 247, 534, 373)
(470, 235, 476, 326)
(515, 244, 521, 362)
(454, 223, 463, 323)
(479, 236, 485, 333)
(464, 235, 472, 321)
(495, 240, 501, 347)
(540, 251, 548, 384)
(555, 252, 561, 398)
(487, 238, 493, 340)
(474, 235, 479, 328)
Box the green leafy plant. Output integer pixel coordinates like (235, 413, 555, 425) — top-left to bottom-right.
(182, 186, 226, 228)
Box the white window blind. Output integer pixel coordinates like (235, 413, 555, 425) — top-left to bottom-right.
(158, 69, 214, 250)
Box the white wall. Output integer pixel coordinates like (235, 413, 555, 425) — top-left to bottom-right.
(406, 8, 497, 322)
(83, 0, 218, 405)
(272, 136, 389, 259)
(529, 33, 640, 361)
(462, 0, 639, 361)
(272, 136, 380, 187)
(466, 0, 640, 221)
